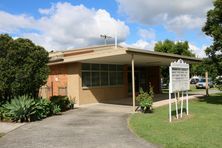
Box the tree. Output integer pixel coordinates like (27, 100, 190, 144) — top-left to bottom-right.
(154, 39, 195, 84)
(190, 59, 218, 79)
(202, 0, 222, 77)
(0, 34, 49, 102)
(154, 39, 195, 57)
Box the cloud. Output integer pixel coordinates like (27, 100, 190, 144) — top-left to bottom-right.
(0, 2, 129, 51)
(189, 43, 207, 58)
(121, 40, 207, 58)
(138, 28, 156, 40)
(166, 15, 204, 34)
(120, 40, 156, 50)
(0, 11, 36, 33)
(116, 0, 212, 34)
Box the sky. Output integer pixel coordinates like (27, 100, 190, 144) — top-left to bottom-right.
(0, 0, 214, 57)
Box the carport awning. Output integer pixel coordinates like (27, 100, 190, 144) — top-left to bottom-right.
(78, 47, 201, 66)
(48, 45, 201, 66)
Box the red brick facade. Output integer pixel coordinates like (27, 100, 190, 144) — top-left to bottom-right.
(46, 64, 68, 97)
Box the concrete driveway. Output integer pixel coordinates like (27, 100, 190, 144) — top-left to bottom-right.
(0, 104, 157, 148)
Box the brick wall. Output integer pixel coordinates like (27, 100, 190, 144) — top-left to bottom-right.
(46, 64, 68, 97)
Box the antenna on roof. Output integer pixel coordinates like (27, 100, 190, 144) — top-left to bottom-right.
(100, 34, 112, 45)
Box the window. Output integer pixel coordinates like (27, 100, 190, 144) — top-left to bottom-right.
(117, 72, 123, 85)
(109, 71, 117, 85)
(82, 63, 124, 87)
(82, 72, 91, 87)
(101, 72, 108, 86)
(92, 72, 100, 86)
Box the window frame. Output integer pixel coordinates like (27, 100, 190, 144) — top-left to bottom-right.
(81, 63, 124, 89)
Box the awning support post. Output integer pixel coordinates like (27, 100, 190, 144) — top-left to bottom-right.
(131, 54, 136, 112)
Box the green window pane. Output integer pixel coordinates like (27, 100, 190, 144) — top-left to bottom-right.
(92, 72, 100, 86)
(101, 72, 108, 86)
(117, 72, 123, 85)
(82, 72, 91, 87)
(109, 71, 117, 85)
(82, 63, 90, 70)
(101, 64, 108, 71)
(109, 65, 116, 71)
(92, 64, 100, 71)
(117, 65, 123, 71)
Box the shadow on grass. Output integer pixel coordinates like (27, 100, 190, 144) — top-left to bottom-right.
(197, 94, 222, 105)
(171, 108, 187, 116)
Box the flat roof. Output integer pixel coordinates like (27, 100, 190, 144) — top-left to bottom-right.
(48, 45, 202, 66)
(127, 47, 201, 63)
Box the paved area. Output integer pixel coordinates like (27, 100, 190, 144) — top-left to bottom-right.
(188, 89, 221, 95)
(0, 104, 157, 148)
(0, 122, 25, 134)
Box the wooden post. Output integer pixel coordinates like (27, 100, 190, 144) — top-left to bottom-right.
(132, 54, 136, 112)
(169, 66, 172, 122)
(51, 81, 54, 97)
(180, 91, 184, 118)
(205, 71, 209, 96)
(186, 90, 189, 115)
(169, 93, 172, 122)
(175, 93, 178, 119)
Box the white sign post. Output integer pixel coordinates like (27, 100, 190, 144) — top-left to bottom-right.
(169, 59, 190, 122)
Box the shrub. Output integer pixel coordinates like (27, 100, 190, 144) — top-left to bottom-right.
(51, 104, 61, 115)
(50, 96, 74, 112)
(1, 95, 36, 122)
(215, 76, 222, 91)
(31, 99, 52, 121)
(0, 95, 62, 122)
(136, 85, 154, 113)
(31, 99, 61, 121)
(0, 107, 5, 121)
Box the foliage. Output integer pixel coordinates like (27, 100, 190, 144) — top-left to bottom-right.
(130, 93, 222, 148)
(154, 40, 195, 84)
(1, 95, 36, 122)
(202, 0, 222, 78)
(0, 106, 4, 121)
(0, 95, 61, 122)
(190, 59, 218, 79)
(33, 99, 52, 120)
(31, 99, 61, 121)
(154, 40, 195, 57)
(0, 34, 49, 102)
(136, 85, 154, 113)
(50, 104, 61, 115)
(50, 96, 74, 112)
(215, 76, 222, 91)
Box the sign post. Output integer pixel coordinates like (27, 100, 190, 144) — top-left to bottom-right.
(169, 59, 190, 122)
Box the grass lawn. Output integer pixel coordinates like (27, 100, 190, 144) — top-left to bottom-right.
(129, 93, 222, 148)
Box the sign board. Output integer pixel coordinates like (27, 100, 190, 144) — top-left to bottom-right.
(168, 59, 190, 122)
(169, 59, 190, 93)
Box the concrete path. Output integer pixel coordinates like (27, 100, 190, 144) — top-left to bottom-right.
(0, 122, 25, 134)
(0, 104, 157, 148)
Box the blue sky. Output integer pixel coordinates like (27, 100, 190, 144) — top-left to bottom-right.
(0, 0, 213, 57)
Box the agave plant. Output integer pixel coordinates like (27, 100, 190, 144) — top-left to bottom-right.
(1, 95, 36, 122)
(32, 98, 62, 120)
